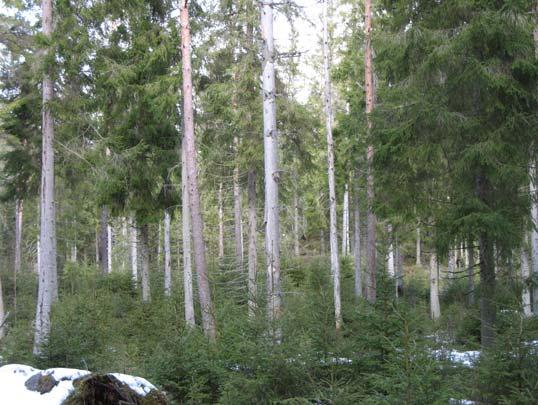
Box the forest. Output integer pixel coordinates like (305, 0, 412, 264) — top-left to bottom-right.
(0, 0, 537, 403)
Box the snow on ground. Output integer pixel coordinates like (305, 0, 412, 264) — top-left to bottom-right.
(432, 349, 481, 367)
(0, 364, 157, 405)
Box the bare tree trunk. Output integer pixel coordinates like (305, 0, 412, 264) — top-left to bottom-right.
(180, 2, 217, 340)
(467, 241, 475, 306)
(164, 209, 172, 297)
(107, 221, 113, 273)
(261, 0, 282, 330)
(233, 136, 244, 271)
(0, 272, 5, 340)
(218, 182, 224, 259)
(364, 0, 377, 304)
(323, 0, 342, 332)
(479, 231, 496, 348)
(99, 206, 110, 275)
(182, 145, 195, 327)
(14, 199, 23, 274)
(430, 252, 440, 321)
(530, 162, 538, 315)
(140, 223, 151, 302)
(448, 248, 456, 280)
(34, 0, 57, 356)
(521, 241, 531, 316)
(130, 215, 138, 285)
(342, 184, 349, 256)
(247, 167, 258, 317)
(157, 222, 162, 269)
(293, 188, 300, 256)
(353, 178, 362, 298)
(387, 224, 395, 277)
(396, 240, 403, 297)
(416, 227, 422, 266)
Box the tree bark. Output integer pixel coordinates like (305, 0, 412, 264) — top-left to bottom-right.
(342, 184, 350, 256)
(140, 223, 151, 302)
(261, 0, 282, 330)
(387, 224, 395, 277)
(364, 0, 377, 304)
(233, 136, 244, 271)
(293, 187, 300, 256)
(182, 144, 195, 327)
(164, 209, 172, 297)
(129, 215, 138, 285)
(34, 0, 58, 356)
(448, 248, 456, 280)
(396, 240, 403, 297)
(430, 252, 440, 321)
(416, 227, 422, 266)
(530, 162, 538, 315)
(467, 240, 475, 306)
(479, 231, 496, 348)
(521, 241, 531, 316)
(0, 272, 5, 340)
(14, 199, 23, 274)
(353, 178, 362, 298)
(323, 0, 342, 332)
(99, 206, 110, 275)
(247, 167, 258, 317)
(218, 182, 224, 259)
(180, 1, 217, 340)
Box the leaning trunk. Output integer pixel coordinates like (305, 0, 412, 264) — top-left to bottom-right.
(182, 144, 195, 327)
(140, 224, 151, 302)
(261, 0, 282, 329)
(364, 0, 377, 304)
(164, 209, 172, 297)
(180, 2, 217, 340)
(323, 0, 342, 332)
(34, 0, 57, 356)
(14, 199, 23, 274)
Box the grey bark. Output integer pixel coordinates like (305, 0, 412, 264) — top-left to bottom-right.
(293, 187, 300, 256)
(430, 252, 440, 320)
(34, 0, 58, 356)
(247, 167, 258, 317)
(99, 206, 110, 275)
(0, 272, 5, 340)
(416, 227, 422, 266)
(129, 215, 138, 285)
(14, 199, 23, 274)
(387, 224, 395, 277)
(521, 241, 531, 316)
(140, 223, 151, 302)
(164, 209, 172, 297)
(530, 162, 538, 315)
(180, 2, 217, 340)
(467, 241, 475, 306)
(352, 179, 362, 298)
(342, 184, 349, 256)
(218, 182, 224, 259)
(182, 144, 195, 327)
(323, 0, 342, 332)
(233, 136, 244, 270)
(261, 0, 282, 329)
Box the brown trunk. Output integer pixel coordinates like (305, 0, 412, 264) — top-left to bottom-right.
(180, 1, 217, 341)
(364, 0, 377, 304)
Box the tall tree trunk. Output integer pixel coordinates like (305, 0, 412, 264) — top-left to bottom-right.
(530, 162, 538, 315)
(467, 241, 475, 306)
(261, 0, 282, 330)
(218, 182, 224, 259)
(107, 221, 113, 273)
(353, 178, 362, 298)
(364, 0, 377, 304)
(448, 248, 456, 279)
(157, 222, 162, 269)
(99, 206, 110, 275)
(247, 167, 258, 317)
(342, 184, 350, 256)
(164, 209, 172, 297)
(521, 241, 531, 316)
(479, 231, 496, 348)
(430, 252, 440, 320)
(180, 2, 217, 340)
(293, 187, 300, 256)
(182, 144, 195, 327)
(233, 136, 244, 271)
(0, 272, 5, 340)
(130, 215, 138, 285)
(416, 226, 422, 266)
(323, 0, 342, 332)
(140, 223, 151, 302)
(387, 224, 395, 277)
(14, 199, 23, 274)
(396, 240, 403, 297)
(34, 0, 57, 356)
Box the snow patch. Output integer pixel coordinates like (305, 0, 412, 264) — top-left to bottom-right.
(432, 349, 480, 367)
(0, 364, 158, 404)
